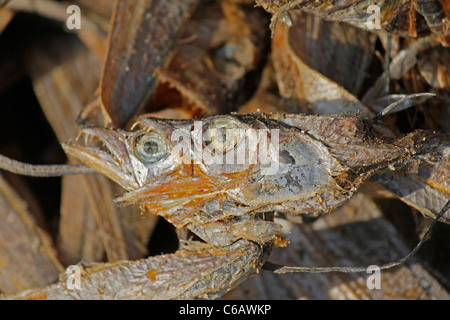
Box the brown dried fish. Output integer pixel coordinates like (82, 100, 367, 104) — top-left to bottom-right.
(371, 135, 450, 222)
(230, 191, 450, 299)
(271, 16, 372, 116)
(0, 174, 63, 294)
(256, 0, 450, 45)
(8, 239, 268, 300)
(418, 44, 450, 90)
(100, 0, 198, 128)
(63, 114, 434, 222)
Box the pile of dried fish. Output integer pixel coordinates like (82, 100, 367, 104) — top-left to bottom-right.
(0, 0, 449, 299)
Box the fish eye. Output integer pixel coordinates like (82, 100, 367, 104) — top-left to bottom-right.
(204, 118, 241, 153)
(134, 132, 169, 164)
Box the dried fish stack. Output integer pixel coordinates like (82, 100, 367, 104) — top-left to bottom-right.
(0, 0, 449, 300)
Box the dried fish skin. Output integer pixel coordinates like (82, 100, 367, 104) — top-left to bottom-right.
(6, 240, 270, 300)
(283, 11, 378, 98)
(413, 0, 450, 45)
(371, 133, 450, 222)
(274, 113, 410, 168)
(255, 0, 449, 41)
(418, 45, 450, 90)
(187, 215, 283, 246)
(256, 0, 407, 31)
(271, 16, 371, 116)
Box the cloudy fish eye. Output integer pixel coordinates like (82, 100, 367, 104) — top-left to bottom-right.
(134, 132, 169, 164)
(204, 118, 241, 153)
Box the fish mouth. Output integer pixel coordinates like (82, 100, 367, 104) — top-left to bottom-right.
(62, 127, 139, 190)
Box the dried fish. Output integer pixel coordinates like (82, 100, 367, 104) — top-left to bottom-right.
(63, 114, 424, 221)
(280, 11, 377, 97)
(371, 135, 450, 222)
(418, 44, 450, 90)
(256, 0, 450, 45)
(20, 112, 439, 299)
(100, 0, 198, 128)
(7, 240, 269, 300)
(271, 17, 372, 116)
(0, 174, 63, 294)
(225, 191, 450, 299)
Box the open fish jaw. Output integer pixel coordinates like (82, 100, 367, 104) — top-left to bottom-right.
(62, 127, 138, 190)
